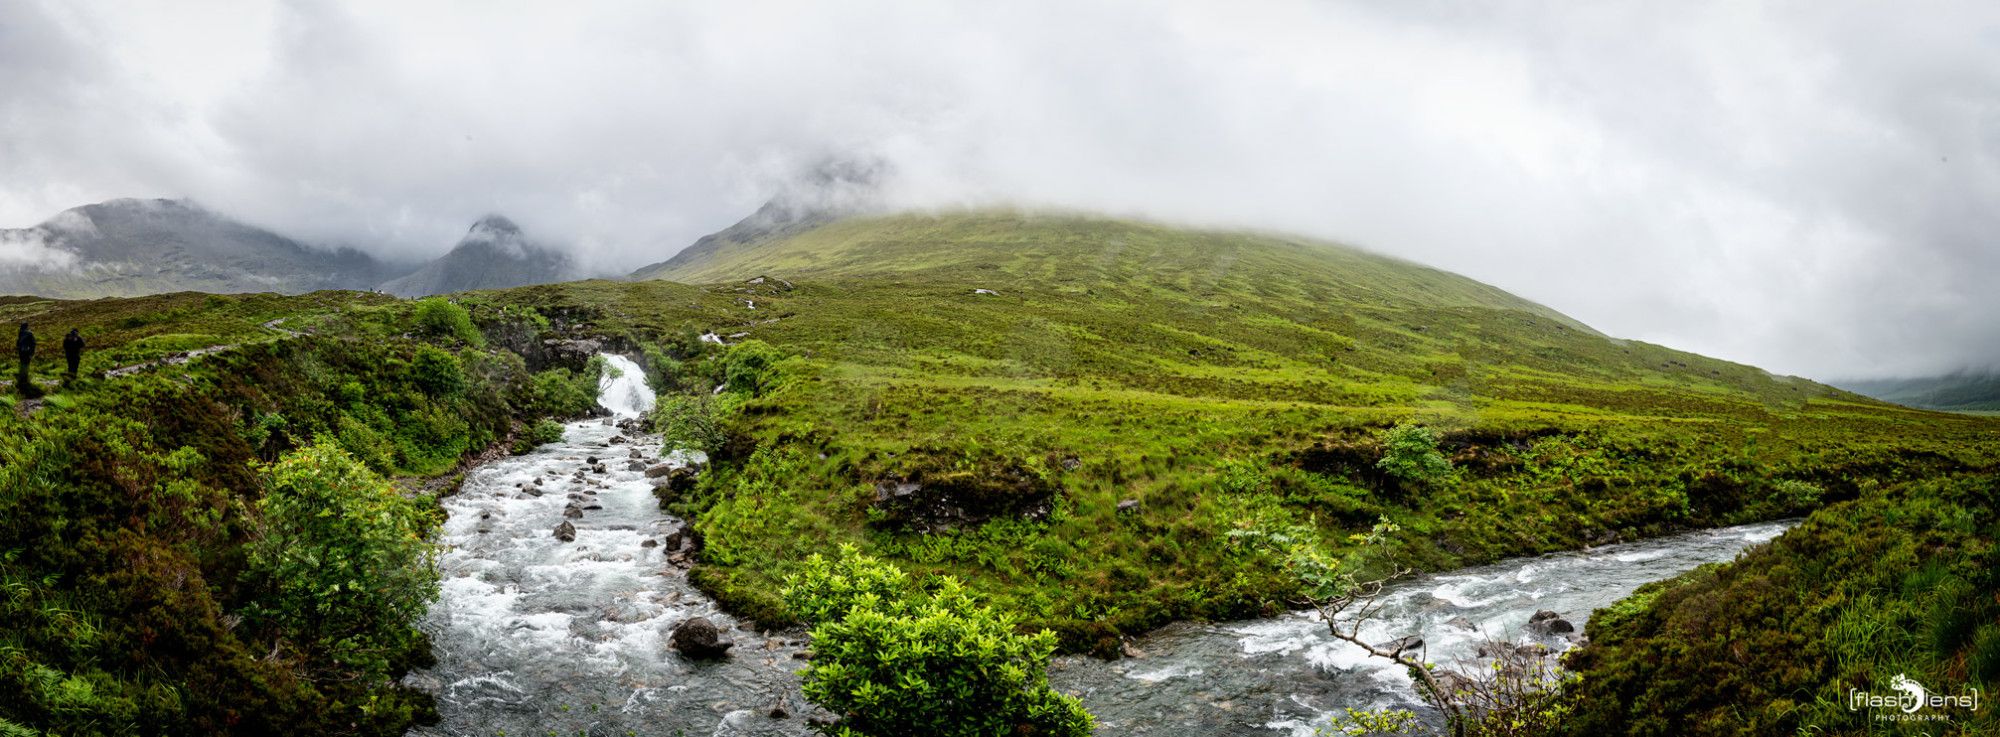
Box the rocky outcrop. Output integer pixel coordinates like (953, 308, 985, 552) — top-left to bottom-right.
(866, 456, 1057, 533)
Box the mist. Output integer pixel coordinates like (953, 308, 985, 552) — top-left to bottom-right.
(2, 1, 1996, 380)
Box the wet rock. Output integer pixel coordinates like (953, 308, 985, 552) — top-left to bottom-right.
(1528, 610, 1574, 636)
(641, 539, 658, 548)
(585, 455, 600, 465)
(553, 519, 576, 542)
(627, 460, 648, 472)
(592, 463, 607, 474)
(609, 435, 628, 445)
(629, 449, 643, 459)
(583, 503, 603, 511)
(532, 477, 544, 486)
(644, 463, 674, 478)
(669, 617, 734, 659)
(564, 504, 584, 519)
(1116, 498, 1141, 514)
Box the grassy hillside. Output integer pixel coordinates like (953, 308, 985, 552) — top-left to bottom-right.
(485, 211, 2000, 653)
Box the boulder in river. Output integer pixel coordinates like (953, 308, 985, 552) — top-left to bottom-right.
(1377, 635, 1424, 657)
(644, 463, 674, 478)
(627, 460, 647, 472)
(1527, 610, 1575, 636)
(553, 519, 576, 542)
(669, 617, 733, 659)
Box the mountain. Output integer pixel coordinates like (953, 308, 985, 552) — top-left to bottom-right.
(627, 159, 883, 281)
(379, 215, 578, 297)
(1835, 370, 2000, 412)
(0, 198, 405, 299)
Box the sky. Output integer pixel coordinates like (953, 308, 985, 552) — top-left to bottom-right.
(1, 1, 1996, 380)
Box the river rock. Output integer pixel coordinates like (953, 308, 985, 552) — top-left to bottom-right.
(553, 519, 576, 542)
(609, 435, 627, 445)
(641, 539, 658, 548)
(564, 504, 584, 519)
(586, 455, 599, 464)
(1528, 610, 1574, 635)
(669, 617, 733, 659)
(644, 463, 674, 478)
(629, 449, 643, 459)
(627, 460, 647, 472)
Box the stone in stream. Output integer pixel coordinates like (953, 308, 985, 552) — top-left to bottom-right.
(1528, 609, 1575, 635)
(626, 460, 647, 472)
(564, 504, 584, 519)
(609, 435, 627, 445)
(629, 449, 643, 459)
(640, 539, 658, 548)
(553, 519, 576, 542)
(668, 617, 734, 659)
(644, 463, 673, 478)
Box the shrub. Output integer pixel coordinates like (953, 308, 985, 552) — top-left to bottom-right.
(782, 547, 1095, 737)
(652, 395, 725, 454)
(410, 346, 466, 397)
(512, 418, 566, 454)
(723, 339, 786, 396)
(412, 298, 483, 346)
(529, 368, 597, 419)
(244, 442, 440, 677)
(1377, 422, 1451, 488)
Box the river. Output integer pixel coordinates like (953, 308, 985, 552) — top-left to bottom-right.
(405, 355, 1793, 736)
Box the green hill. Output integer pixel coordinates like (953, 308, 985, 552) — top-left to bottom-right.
(485, 211, 1998, 650)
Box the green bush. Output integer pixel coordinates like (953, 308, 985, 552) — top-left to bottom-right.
(512, 418, 566, 454)
(1377, 422, 1451, 488)
(411, 298, 483, 346)
(529, 368, 597, 419)
(723, 339, 786, 396)
(409, 346, 465, 397)
(244, 442, 440, 677)
(652, 395, 725, 454)
(782, 546, 1095, 737)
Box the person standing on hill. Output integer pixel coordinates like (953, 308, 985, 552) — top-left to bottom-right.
(62, 328, 83, 379)
(15, 322, 34, 391)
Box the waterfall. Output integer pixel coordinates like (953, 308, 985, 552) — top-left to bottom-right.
(596, 353, 656, 419)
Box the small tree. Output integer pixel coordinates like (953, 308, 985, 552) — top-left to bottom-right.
(412, 297, 483, 346)
(782, 547, 1095, 737)
(246, 442, 440, 676)
(651, 394, 725, 454)
(723, 339, 786, 396)
(1377, 422, 1452, 488)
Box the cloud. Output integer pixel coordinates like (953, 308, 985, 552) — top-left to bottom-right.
(0, 0, 1996, 379)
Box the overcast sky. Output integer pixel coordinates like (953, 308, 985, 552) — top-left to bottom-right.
(2, 1, 1996, 380)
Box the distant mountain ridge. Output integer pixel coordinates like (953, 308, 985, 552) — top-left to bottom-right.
(0, 198, 407, 299)
(1837, 370, 2000, 412)
(628, 159, 884, 282)
(379, 215, 578, 297)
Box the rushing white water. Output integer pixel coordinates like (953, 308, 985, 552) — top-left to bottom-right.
(596, 354, 656, 419)
(405, 354, 1793, 736)
(405, 355, 807, 737)
(1048, 520, 1794, 736)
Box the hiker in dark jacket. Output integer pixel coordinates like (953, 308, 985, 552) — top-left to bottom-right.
(15, 322, 33, 389)
(62, 328, 83, 378)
